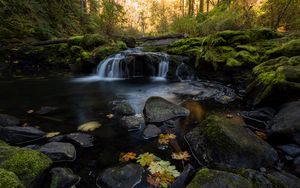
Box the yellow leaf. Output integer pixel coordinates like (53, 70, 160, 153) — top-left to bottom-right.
(171, 151, 191, 161)
(106, 113, 114, 119)
(137, 152, 158, 167)
(46, 132, 60, 138)
(77, 121, 101, 132)
(119, 152, 137, 162)
(158, 134, 176, 145)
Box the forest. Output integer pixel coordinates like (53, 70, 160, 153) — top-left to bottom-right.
(0, 0, 300, 188)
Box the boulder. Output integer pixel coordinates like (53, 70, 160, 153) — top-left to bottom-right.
(65, 132, 94, 147)
(270, 101, 300, 144)
(143, 96, 190, 123)
(113, 102, 135, 116)
(266, 171, 300, 188)
(170, 164, 195, 188)
(241, 107, 276, 129)
(0, 144, 52, 187)
(0, 168, 24, 188)
(120, 115, 144, 131)
(294, 156, 300, 176)
(186, 168, 252, 188)
(185, 115, 278, 169)
(277, 144, 300, 158)
(0, 114, 19, 127)
(96, 163, 143, 188)
(49, 167, 81, 188)
(35, 106, 58, 115)
(38, 142, 76, 162)
(0, 126, 46, 144)
(142, 124, 161, 139)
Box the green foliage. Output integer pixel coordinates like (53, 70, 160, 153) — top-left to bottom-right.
(0, 168, 24, 188)
(148, 160, 180, 178)
(170, 17, 198, 36)
(137, 152, 158, 167)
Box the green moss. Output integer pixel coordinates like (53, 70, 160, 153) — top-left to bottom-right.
(116, 41, 127, 50)
(80, 51, 92, 62)
(267, 39, 300, 58)
(226, 58, 243, 67)
(288, 56, 300, 65)
(0, 146, 52, 187)
(236, 45, 257, 53)
(0, 168, 24, 188)
(70, 45, 83, 55)
(82, 34, 107, 49)
(0, 140, 8, 147)
(68, 36, 84, 46)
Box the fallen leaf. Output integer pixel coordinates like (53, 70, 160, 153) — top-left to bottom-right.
(171, 151, 191, 161)
(77, 121, 101, 132)
(46, 132, 60, 138)
(137, 152, 158, 167)
(119, 152, 137, 162)
(27, 109, 34, 114)
(256, 131, 267, 140)
(106, 113, 114, 119)
(158, 134, 176, 145)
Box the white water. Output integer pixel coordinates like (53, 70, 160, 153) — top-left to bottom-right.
(96, 48, 169, 80)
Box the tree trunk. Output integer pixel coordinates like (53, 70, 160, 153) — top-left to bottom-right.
(199, 0, 204, 12)
(206, 0, 209, 12)
(181, 0, 185, 16)
(273, 0, 293, 30)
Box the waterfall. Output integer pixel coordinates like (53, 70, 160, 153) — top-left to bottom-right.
(96, 48, 169, 80)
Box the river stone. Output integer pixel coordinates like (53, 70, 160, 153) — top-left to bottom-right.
(185, 115, 278, 169)
(270, 101, 300, 144)
(0, 168, 24, 188)
(170, 164, 195, 188)
(241, 107, 276, 129)
(0, 126, 46, 144)
(38, 142, 76, 162)
(35, 106, 58, 115)
(267, 171, 300, 188)
(120, 115, 144, 131)
(277, 144, 300, 158)
(143, 124, 161, 139)
(96, 163, 143, 188)
(65, 132, 94, 147)
(50, 167, 81, 188)
(186, 168, 253, 188)
(0, 114, 19, 127)
(113, 102, 135, 116)
(143, 96, 190, 123)
(294, 156, 300, 176)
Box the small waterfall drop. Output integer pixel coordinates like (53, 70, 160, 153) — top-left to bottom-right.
(96, 48, 169, 80)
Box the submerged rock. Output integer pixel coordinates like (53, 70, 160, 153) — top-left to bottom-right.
(142, 124, 161, 139)
(143, 96, 190, 123)
(113, 102, 135, 116)
(35, 106, 58, 115)
(50, 167, 81, 188)
(277, 144, 300, 158)
(96, 163, 143, 188)
(170, 164, 195, 188)
(38, 142, 76, 162)
(0, 114, 19, 127)
(65, 132, 94, 147)
(241, 107, 276, 129)
(270, 101, 300, 144)
(187, 168, 252, 188)
(120, 115, 144, 131)
(0, 143, 52, 187)
(185, 115, 278, 169)
(0, 126, 46, 144)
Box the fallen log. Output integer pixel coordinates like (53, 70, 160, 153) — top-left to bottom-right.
(137, 34, 187, 41)
(32, 38, 69, 46)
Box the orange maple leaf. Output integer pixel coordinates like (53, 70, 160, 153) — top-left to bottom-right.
(171, 151, 191, 161)
(119, 152, 137, 162)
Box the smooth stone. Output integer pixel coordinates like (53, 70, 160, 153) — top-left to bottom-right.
(241, 107, 276, 129)
(277, 144, 300, 157)
(120, 115, 144, 131)
(38, 142, 76, 162)
(185, 115, 278, 169)
(0, 126, 46, 144)
(96, 163, 143, 188)
(50, 167, 81, 188)
(143, 96, 190, 123)
(143, 124, 161, 139)
(35, 106, 58, 115)
(267, 171, 300, 188)
(48, 135, 65, 142)
(65, 132, 94, 147)
(0, 114, 19, 127)
(113, 102, 135, 116)
(270, 101, 300, 144)
(170, 164, 195, 188)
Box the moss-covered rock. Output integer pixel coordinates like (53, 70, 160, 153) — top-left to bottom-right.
(186, 168, 252, 188)
(267, 39, 300, 58)
(185, 115, 278, 169)
(246, 56, 300, 106)
(0, 145, 52, 187)
(0, 168, 24, 188)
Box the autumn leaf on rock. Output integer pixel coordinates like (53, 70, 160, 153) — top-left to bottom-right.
(158, 134, 176, 145)
(119, 152, 137, 162)
(148, 161, 180, 178)
(137, 152, 158, 167)
(255, 131, 267, 140)
(171, 151, 191, 161)
(147, 173, 175, 188)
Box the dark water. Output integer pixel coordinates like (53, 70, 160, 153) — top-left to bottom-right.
(0, 75, 241, 187)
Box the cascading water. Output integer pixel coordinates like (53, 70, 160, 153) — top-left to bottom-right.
(96, 48, 169, 80)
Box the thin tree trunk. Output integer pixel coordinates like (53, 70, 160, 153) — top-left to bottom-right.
(273, 0, 293, 30)
(206, 0, 209, 12)
(199, 0, 204, 12)
(181, 0, 185, 16)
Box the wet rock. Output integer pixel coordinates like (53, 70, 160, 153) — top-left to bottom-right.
(294, 156, 300, 176)
(142, 124, 161, 139)
(120, 115, 144, 131)
(270, 101, 300, 144)
(25, 145, 40, 150)
(96, 163, 143, 188)
(185, 115, 278, 169)
(239, 169, 274, 188)
(0, 126, 46, 144)
(0, 144, 52, 187)
(0, 114, 19, 127)
(170, 164, 195, 188)
(48, 135, 65, 142)
(113, 102, 135, 116)
(175, 63, 197, 81)
(65, 132, 94, 147)
(186, 168, 252, 188)
(35, 106, 58, 115)
(267, 171, 300, 188)
(50, 167, 81, 188)
(277, 144, 300, 158)
(38, 142, 76, 162)
(241, 107, 276, 129)
(143, 96, 190, 123)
